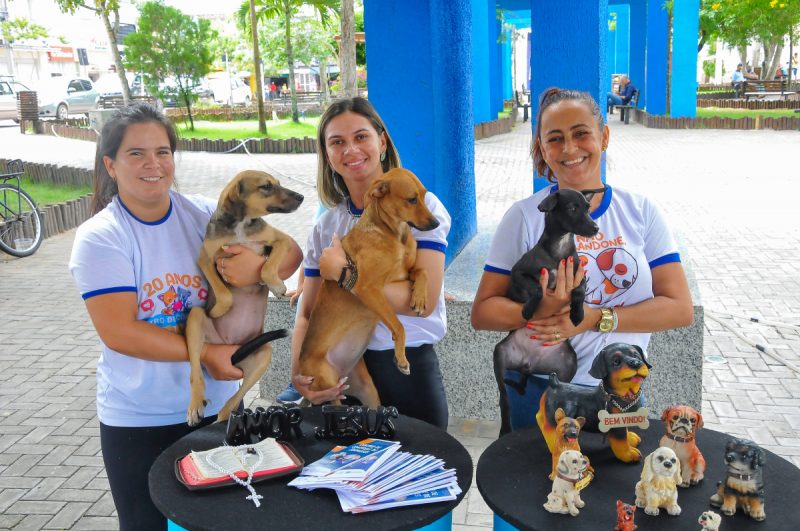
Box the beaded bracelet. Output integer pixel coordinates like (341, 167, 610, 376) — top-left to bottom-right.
(337, 254, 358, 291)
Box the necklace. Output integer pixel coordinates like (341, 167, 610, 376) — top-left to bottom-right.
(204, 443, 265, 507)
(346, 198, 362, 219)
(599, 381, 642, 413)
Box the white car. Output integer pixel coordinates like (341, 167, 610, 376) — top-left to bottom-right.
(0, 77, 31, 121)
(207, 75, 251, 106)
(37, 77, 99, 119)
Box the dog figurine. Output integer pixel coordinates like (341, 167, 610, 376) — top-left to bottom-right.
(536, 342, 650, 463)
(494, 189, 600, 435)
(614, 499, 637, 531)
(298, 168, 440, 406)
(548, 407, 591, 480)
(698, 510, 722, 530)
(709, 437, 766, 521)
(660, 404, 706, 487)
(634, 446, 682, 516)
(543, 449, 588, 516)
(185, 170, 304, 426)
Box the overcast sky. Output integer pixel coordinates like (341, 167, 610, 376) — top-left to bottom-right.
(161, 0, 242, 17)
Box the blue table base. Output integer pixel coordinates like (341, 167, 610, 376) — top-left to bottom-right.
(169, 511, 453, 530)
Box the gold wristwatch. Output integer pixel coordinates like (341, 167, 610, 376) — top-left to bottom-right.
(597, 308, 615, 333)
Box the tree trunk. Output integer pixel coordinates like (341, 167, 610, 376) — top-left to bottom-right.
(763, 42, 783, 80)
(101, 7, 131, 104)
(250, 0, 266, 133)
(340, 0, 357, 98)
(284, 3, 299, 123)
(319, 59, 329, 105)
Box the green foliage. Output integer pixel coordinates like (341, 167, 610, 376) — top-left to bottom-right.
(177, 117, 320, 140)
(697, 106, 799, 119)
(124, 2, 217, 130)
(21, 177, 91, 207)
(0, 18, 48, 42)
(697, 0, 800, 49)
(354, 6, 365, 66)
(702, 59, 715, 80)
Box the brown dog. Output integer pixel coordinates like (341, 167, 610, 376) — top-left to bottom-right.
(549, 408, 591, 480)
(298, 168, 439, 406)
(660, 405, 706, 487)
(186, 170, 303, 426)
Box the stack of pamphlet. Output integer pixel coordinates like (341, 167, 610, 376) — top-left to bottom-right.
(288, 438, 461, 513)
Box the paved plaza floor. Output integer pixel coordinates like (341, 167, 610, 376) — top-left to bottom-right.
(0, 116, 798, 530)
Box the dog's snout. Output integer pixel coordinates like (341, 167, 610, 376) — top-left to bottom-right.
(410, 217, 440, 232)
(664, 460, 672, 468)
(626, 356, 642, 369)
(291, 191, 304, 203)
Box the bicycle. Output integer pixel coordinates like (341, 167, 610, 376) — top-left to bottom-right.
(0, 159, 43, 257)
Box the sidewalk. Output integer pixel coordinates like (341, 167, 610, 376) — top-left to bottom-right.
(1, 117, 799, 530)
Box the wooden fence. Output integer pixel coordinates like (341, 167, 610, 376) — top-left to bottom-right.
(0, 158, 93, 187)
(633, 109, 800, 130)
(39, 194, 93, 239)
(697, 99, 800, 109)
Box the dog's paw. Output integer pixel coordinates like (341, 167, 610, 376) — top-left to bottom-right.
(708, 493, 722, 507)
(569, 508, 580, 517)
(268, 280, 287, 298)
(679, 480, 691, 488)
(748, 507, 766, 521)
(209, 296, 233, 318)
(720, 504, 736, 517)
(575, 498, 585, 509)
(186, 403, 205, 426)
(667, 504, 681, 516)
(627, 430, 642, 447)
(395, 359, 411, 376)
(644, 506, 660, 516)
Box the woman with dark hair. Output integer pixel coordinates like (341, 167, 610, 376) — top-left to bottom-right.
(69, 103, 301, 529)
(471, 88, 693, 431)
(289, 96, 452, 428)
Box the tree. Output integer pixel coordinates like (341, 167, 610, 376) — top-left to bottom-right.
(1, 18, 48, 77)
(123, 2, 216, 130)
(339, 0, 356, 98)
(55, 0, 131, 104)
(249, 0, 267, 134)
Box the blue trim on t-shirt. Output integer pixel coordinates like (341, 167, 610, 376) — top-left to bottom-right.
(417, 240, 447, 253)
(82, 286, 137, 300)
(119, 197, 173, 225)
(484, 264, 511, 275)
(304, 268, 321, 277)
(346, 198, 363, 217)
(649, 252, 681, 269)
(548, 184, 612, 219)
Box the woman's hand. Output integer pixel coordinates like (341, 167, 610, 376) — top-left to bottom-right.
(200, 343, 244, 380)
(319, 233, 347, 282)
(215, 244, 266, 288)
(530, 257, 585, 320)
(291, 373, 349, 405)
(527, 305, 600, 346)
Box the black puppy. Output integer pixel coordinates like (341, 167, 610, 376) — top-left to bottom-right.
(493, 188, 600, 435)
(709, 438, 766, 521)
(536, 342, 651, 463)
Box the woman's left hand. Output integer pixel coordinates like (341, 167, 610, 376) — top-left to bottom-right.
(527, 306, 596, 346)
(319, 233, 347, 282)
(215, 244, 267, 288)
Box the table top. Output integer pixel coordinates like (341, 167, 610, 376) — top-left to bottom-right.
(477, 419, 799, 530)
(149, 407, 472, 531)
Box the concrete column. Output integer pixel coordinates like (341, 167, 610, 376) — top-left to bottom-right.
(670, 0, 699, 117)
(530, 0, 608, 191)
(472, 0, 492, 124)
(489, 7, 504, 117)
(502, 29, 513, 101)
(365, 0, 477, 263)
(628, 0, 647, 108)
(645, 0, 669, 115)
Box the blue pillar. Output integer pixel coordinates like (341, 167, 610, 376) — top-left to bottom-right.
(670, 0, 699, 117)
(489, 6, 503, 118)
(502, 29, 513, 101)
(646, 0, 669, 115)
(365, 0, 477, 263)
(628, 0, 647, 108)
(606, 10, 617, 95)
(615, 4, 630, 77)
(472, 0, 492, 124)
(530, 0, 608, 191)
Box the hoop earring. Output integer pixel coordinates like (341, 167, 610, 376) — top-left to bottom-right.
(380, 151, 386, 162)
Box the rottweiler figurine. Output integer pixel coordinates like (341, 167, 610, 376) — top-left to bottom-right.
(536, 342, 650, 463)
(709, 437, 766, 521)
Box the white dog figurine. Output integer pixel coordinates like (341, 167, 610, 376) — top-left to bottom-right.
(698, 510, 722, 530)
(634, 446, 682, 516)
(543, 449, 588, 517)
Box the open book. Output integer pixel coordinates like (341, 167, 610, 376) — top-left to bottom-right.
(176, 438, 304, 491)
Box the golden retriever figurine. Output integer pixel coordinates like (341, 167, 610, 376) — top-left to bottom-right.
(634, 446, 682, 516)
(298, 168, 439, 407)
(698, 510, 722, 530)
(660, 404, 706, 487)
(186, 170, 303, 426)
(543, 449, 588, 516)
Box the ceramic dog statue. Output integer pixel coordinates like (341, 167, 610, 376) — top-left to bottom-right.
(698, 510, 722, 530)
(548, 408, 591, 480)
(494, 189, 600, 435)
(634, 446, 682, 516)
(543, 449, 588, 517)
(660, 404, 706, 487)
(536, 342, 650, 463)
(709, 437, 766, 521)
(614, 499, 637, 531)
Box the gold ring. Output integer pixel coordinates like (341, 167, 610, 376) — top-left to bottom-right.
(554, 330, 562, 341)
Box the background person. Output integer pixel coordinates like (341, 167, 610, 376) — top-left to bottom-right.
(69, 103, 302, 530)
(732, 64, 746, 97)
(607, 75, 637, 109)
(471, 88, 693, 431)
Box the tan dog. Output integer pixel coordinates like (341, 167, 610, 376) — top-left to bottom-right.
(298, 168, 439, 406)
(634, 447, 682, 516)
(549, 408, 591, 480)
(698, 510, 722, 530)
(543, 450, 588, 516)
(186, 170, 303, 426)
(660, 405, 706, 487)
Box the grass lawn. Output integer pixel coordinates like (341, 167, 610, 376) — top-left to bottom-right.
(697, 107, 799, 119)
(177, 117, 320, 141)
(20, 177, 91, 207)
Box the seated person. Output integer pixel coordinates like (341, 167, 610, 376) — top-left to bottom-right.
(607, 75, 636, 109)
(732, 64, 746, 97)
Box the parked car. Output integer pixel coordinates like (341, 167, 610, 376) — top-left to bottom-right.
(37, 77, 99, 119)
(0, 76, 32, 121)
(93, 73, 148, 99)
(206, 74, 251, 106)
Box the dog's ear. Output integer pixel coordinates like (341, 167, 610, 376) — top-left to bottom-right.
(694, 410, 704, 430)
(661, 406, 673, 422)
(538, 192, 559, 213)
(369, 179, 391, 200)
(632, 343, 652, 369)
(588, 349, 610, 380)
(555, 408, 565, 423)
(575, 416, 586, 428)
(752, 446, 766, 469)
(616, 499, 623, 511)
(672, 457, 683, 485)
(640, 453, 654, 483)
(556, 453, 570, 475)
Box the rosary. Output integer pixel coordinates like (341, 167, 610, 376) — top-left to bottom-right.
(204, 444, 265, 507)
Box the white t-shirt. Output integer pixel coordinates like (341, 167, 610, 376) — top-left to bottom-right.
(304, 193, 451, 350)
(484, 184, 681, 386)
(69, 191, 239, 427)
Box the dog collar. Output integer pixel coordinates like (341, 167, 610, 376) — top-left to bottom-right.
(665, 432, 694, 443)
(729, 472, 754, 481)
(599, 382, 642, 413)
(557, 472, 580, 485)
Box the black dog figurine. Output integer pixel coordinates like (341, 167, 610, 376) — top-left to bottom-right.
(536, 342, 650, 463)
(225, 404, 304, 446)
(315, 405, 399, 440)
(494, 188, 600, 435)
(709, 437, 766, 521)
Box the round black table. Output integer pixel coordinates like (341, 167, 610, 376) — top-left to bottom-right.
(477, 419, 800, 530)
(150, 407, 472, 531)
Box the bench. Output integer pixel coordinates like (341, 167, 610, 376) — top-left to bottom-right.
(743, 80, 796, 101)
(97, 95, 158, 109)
(515, 90, 531, 122)
(608, 89, 639, 124)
